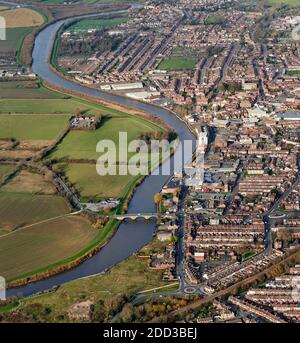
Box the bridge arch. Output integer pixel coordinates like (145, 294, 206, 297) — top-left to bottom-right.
(111, 213, 158, 222)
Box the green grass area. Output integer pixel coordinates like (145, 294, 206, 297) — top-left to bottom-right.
(68, 16, 128, 31)
(0, 164, 15, 182)
(0, 96, 145, 118)
(204, 15, 225, 26)
(0, 98, 99, 114)
(241, 251, 257, 261)
(0, 114, 69, 140)
(157, 57, 197, 71)
(139, 237, 169, 256)
(58, 163, 137, 200)
(13, 237, 169, 322)
(0, 302, 19, 313)
(287, 70, 300, 75)
(0, 215, 98, 280)
(0, 81, 68, 99)
(0, 192, 70, 231)
(268, 0, 300, 6)
(50, 115, 161, 160)
(0, 27, 32, 54)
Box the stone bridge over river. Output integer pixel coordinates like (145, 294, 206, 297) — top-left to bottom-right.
(100, 213, 158, 221)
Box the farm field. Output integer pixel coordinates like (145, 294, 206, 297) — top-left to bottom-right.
(0, 99, 92, 114)
(0, 149, 37, 160)
(0, 114, 69, 140)
(0, 27, 32, 54)
(0, 164, 15, 182)
(69, 16, 128, 30)
(157, 57, 197, 71)
(50, 115, 162, 160)
(0, 215, 97, 280)
(0, 97, 131, 117)
(58, 163, 137, 200)
(0, 81, 67, 99)
(0, 192, 70, 232)
(2, 170, 57, 195)
(0, 8, 44, 28)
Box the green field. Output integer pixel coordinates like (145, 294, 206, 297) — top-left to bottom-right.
(268, 0, 300, 6)
(287, 70, 300, 75)
(204, 15, 225, 25)
(69, 16, 128, 31)
(241, 251, 257, 261)
(0, 192, 70, 231)
(0, 98, 98, 114)
(0, 164, 15, 182)
(0, 215, 97, 280)
(0, 97, 139, 118)
(157, 57, 197, 71)
(50, 115, 161, 160)
(0, 27, 32, 54)
(58, 163, 137, 200)
(0, 114, 69, 140)
(0, 81, 67, 99)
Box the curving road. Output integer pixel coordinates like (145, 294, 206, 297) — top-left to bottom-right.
(6, 5, 195, 298)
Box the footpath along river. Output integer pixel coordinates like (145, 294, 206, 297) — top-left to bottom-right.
(5, 5, 195, 297)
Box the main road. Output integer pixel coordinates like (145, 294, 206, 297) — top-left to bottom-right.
(6, 4, 195, 298)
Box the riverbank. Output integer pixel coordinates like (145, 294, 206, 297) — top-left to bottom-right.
(17, 2, 130, 65)
(1, 81, 170, 288)
(1, 237, 172, 322)
(7, 219, 119, 289)
(5, 7, 194, 298)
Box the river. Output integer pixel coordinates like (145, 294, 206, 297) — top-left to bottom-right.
(6, 6, 195, 298)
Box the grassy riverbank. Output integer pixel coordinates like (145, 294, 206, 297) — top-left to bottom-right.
(0, 79, 166, 284)
(2, 238, 171, 322)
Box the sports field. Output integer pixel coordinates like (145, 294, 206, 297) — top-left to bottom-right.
(0, 215, 97, 280)
(69, 16, 128, 31)
(50, 115, 161, 160)
(58, 163, 136, 200)
(0, 8, 44, 28)
(157, 57, 197, 71)
(0, 114, 69, 141)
